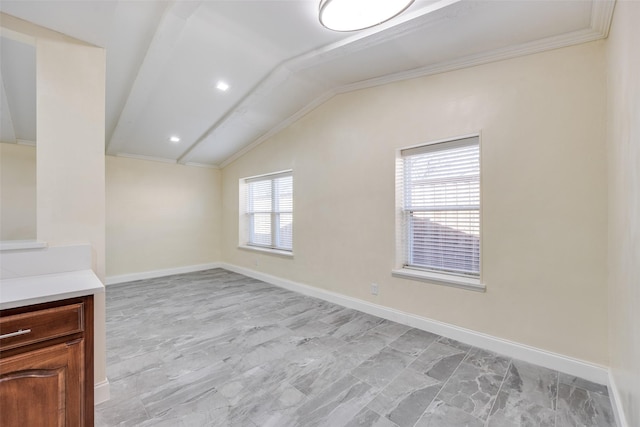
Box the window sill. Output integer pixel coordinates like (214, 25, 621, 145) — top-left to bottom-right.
(391, 268, 485, 292)
(238, 245, 294, 258)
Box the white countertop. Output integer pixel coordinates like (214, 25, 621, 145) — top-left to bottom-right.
(0, 269, 104, 310)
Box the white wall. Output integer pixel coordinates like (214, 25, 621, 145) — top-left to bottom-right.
(606, 2, 640, 425)
(0, 143, 36, 240)
(222, 41, 609, 366)
(106, 156, 221, 278)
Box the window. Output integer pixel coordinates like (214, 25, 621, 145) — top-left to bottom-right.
(243, 171, 293, 252)
(398, 136, 480, 284)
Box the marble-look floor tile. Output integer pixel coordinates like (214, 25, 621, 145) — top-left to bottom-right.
(287, 318, 338, 338)
(137, 388, 232, 427)
(409, 341, 468, 382)
(320, 307, 362, 327)
(230, 371, 307, 426)
(436, 352, 509, 421)
(140, 360, 236, 418)
(436, 336, 473, 352)
(486, 360, 557, 427)
(280, 307, 324, 329)
(288, 335, 348, 363)
(371, 321, 412, 341)
(487, 392, 555, 427)
(337, 331, 393, 365)
(559, 372, 610, 396)
(105, 349, 163, 383)
(463, 348, 510, 375)
(96, 269, 617, 427)
(351, 347, 416, 390)
(387, 328, 439, 357)
(313, 300, 347, 317)
(95, 392, 150, 427)
(288, 349, 360, 397)
(367, 368, 442, 427)
(415, 399, 485, 427)
(500, 360, 557, 405)
(221, 333, 299, 373)
(235, 323, 292, 348)
(346, 408, 400, 427)
(294, 374, 378, 427)
(276, 298, 321, 316)
(217, 365, 276, 406)
(556, 383, 616, 427)
(330, 312, 385, 342)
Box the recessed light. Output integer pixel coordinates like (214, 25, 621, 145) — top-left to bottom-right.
(169, 136, 181, 143)
(216, 81, 230, 92)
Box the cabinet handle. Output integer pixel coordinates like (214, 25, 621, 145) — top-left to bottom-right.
(0, 329, 32, 339)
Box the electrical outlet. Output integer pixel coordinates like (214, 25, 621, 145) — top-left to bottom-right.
(254, 257, 259, 267)
(371, 283, 379, 295)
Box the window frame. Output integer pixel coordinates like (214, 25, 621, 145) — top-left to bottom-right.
(241, 170, 293, 255)
(393, 134, 484, 292)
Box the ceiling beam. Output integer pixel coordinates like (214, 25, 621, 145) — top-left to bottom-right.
(177, 0, 464, 166)
(106, 0, 202, 155)
(0, 12, 93, 46)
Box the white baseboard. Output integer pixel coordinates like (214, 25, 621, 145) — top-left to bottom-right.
(219, 262, 610, 386)
(608, 371, 630, 427)
(94, 379, 110, 405)
(105, 263, 221, 286)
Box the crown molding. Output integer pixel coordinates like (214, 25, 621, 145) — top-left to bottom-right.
(338, 27, 606, 94)
(113, 152, 219, 169)
(590, 0, 616, 38)
(0, 12, 92, 46)
(182, 161, 219, 170)
(113, 152, 177, 164)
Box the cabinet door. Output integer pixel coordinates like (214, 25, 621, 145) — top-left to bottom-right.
(0, 340, 84, 427)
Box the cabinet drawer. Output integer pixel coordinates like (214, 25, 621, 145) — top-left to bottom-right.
(0, 303, 84, 352)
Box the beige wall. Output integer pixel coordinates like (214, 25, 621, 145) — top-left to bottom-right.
(0, 143, 36, 240)
(606, 1, 640, 425)
(106, 156, 221, 277)
(0, 147, 222, 279)
(222, 42, 609, 365)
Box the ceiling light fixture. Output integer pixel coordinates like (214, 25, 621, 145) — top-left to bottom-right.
(216, 81, 230, 92)
(319, 0, 415, 32)
(169, 136, 181, 143)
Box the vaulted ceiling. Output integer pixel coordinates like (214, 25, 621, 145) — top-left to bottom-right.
(0, 0, 615, 168)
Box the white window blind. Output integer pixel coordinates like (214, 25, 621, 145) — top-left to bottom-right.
(246, 172, 292, 251)
(401, 137, 480, 277)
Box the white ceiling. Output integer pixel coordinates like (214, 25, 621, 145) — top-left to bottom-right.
(0, 0, 615, 167)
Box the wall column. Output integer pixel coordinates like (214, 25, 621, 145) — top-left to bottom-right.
(36, 36, 107, 397)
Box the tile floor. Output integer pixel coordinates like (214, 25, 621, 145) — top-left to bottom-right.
(95, 269, 617, 427)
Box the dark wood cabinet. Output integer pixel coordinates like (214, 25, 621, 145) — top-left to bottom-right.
(0, 296, 94, 427)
